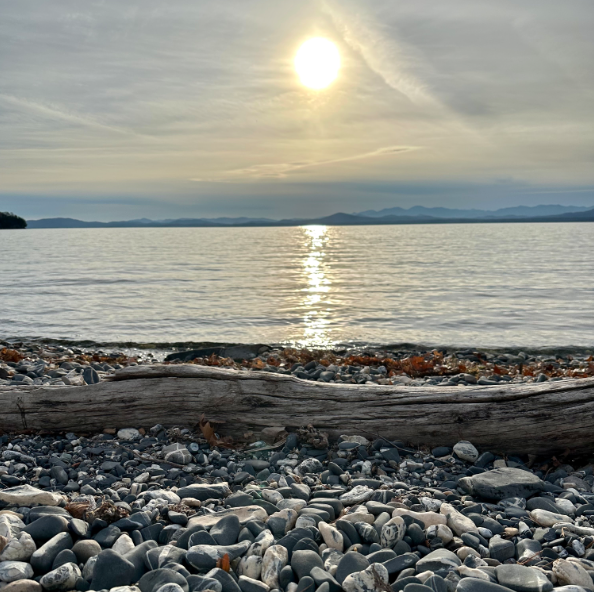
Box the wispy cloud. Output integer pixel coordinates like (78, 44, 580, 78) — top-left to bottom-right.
(192, 145, 419, 182)
(322, 0, 435, 105)
(0, 94, 147, 138)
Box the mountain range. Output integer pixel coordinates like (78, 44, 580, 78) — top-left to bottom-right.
(26, 204, 594, 229)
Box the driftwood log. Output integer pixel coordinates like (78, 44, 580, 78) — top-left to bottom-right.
(1, 364, 593, 455)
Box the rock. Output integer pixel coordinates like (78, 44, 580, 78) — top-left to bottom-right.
(113, 533, 136, 555)
(453, 441, 479, 462)
(457, 580, 519, 592)
(426, 524, 454, 545)
(0, 532, 36, 562)
(458, 468, 545, 501)
(186, 576, 222, 592)
(24, 515, 68, 541)
(383, 553, 420, 575)
(261, 545, 288, 589)
(529, 509, 571, 527)
(440, 503, 478, 536)
(188, 506, 267, 529)
(205, 567, 242, 592)
(138, 568, 189, 592)
(155, 585, 186, 592)
(381, 516, 406, 548)
(335, 552, 370, 584)
(489, 536, 516, 562)
(291, 549, 324, 580)
(318, 522, 344, 552)
(494, 564, 553, 592)
(30, 532, 73, 573)
(339, 486, 374, 505)
(0, 485, 64, 507)
(177, 483, 230, 500)
(83, 366, 100, 384)
(238, 556, 263, 580)
(552, 559, 594, 588)
(0, 580, 42, 592)
(392, 509, 447, 528)
(0, 560, 34, 583)
(117, 428, 140, 441)
(210, 514, 241, 546)
(72, 539, 102, 563)
(238, 575, 270, 592)
(38, 563, 81, 591)
(90, 548, 135, 589)
(187, 541, 251, 571)
(415, 549, 461, 573)
(342, 563, 389, 592)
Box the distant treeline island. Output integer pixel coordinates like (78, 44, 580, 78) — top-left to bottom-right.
(0, 212, 27, 229)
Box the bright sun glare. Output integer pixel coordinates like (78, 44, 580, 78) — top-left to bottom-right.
(294, 38, 340, 90)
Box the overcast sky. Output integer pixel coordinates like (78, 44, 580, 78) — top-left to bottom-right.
(1, 0, 593, 220)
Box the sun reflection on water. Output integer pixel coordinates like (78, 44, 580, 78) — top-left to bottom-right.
(299, 225, 333, 348)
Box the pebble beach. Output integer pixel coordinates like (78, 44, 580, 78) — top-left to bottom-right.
(2, 340, 594, 591)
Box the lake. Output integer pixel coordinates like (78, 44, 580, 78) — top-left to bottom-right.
(1, 223, 593, 350)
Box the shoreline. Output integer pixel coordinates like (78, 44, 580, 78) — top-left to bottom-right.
(1, 339, 593, 389)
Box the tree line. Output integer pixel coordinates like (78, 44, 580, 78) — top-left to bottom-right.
(0, 212, 27, 229)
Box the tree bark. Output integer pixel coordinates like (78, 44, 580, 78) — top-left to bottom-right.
(1, 365, 593, 455)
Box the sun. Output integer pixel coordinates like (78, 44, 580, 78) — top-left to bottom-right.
(294, 38, 340, 90)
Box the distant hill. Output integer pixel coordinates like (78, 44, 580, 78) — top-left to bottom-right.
(355, 204, 592, 219)
(26, 207, 594, 229)
(0, 211, 27, 229)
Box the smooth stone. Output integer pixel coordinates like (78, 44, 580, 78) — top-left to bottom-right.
(138, 569, 190, 592)
(0, 532, 36, 562)
(291, 549, 324, 580)
(552, 559, 594, 588)
(24, 516, 69, 541)
(529, 509, 571, 527)
(453, 441, 479, 463)
(392, 509, 447, 528)
(381, 517, 406, 548)
(188, 506, 267, 529)
(117, 428, 140, 440)
(457, 580, 519, 592)
(458, 468, 545, 501)
(342, 563, 390, 592)
(187, 541, 251, 571)
(310, 566, 341, 592)
(383, 553, 420, 575)
(177, 483, 230, 500)
(39, 563, 81, 591)
(205, 567, 242, 592)
(51, 548, 77, 569)
(340, 486, 374, 506)
(0, 560, 34, 583)
(186, 575, 223, 592)
(210, 515, 241, 546)
(0, 581, 42, 592)
(261, 545, 288, 589)
(494, 564, 553, 592)
(335, 551, 371, 584)
(0, 485, 64, 507)
(90, 549, 135, 589)
(71, 540, 102, 564)
(440, 503, 478, 536)
(124, 540, 159, 583)
(238, 556, 263, 580)
(319, 522, 344, 552)
(415, 549, 461, 573)
(238, 576, 270, 592)
(30, 532, 73, 573)
(489, 536, 515, 562)
(113, 533, 136, 555)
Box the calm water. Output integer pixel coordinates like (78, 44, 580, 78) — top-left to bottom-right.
(1, 223, 593, 349)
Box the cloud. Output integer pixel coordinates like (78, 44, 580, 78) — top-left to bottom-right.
(192, 145, 419, 181)
(0, 94, 146, 138)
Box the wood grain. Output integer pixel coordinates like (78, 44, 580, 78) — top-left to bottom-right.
(1, 365, 592, 455)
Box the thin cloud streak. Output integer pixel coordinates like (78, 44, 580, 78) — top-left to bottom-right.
(192, 145, 419, 182)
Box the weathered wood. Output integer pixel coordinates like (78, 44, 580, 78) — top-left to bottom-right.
(1, 365, 593, 455)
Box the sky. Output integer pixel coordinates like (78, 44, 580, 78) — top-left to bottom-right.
(0, 0, 593, 221)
